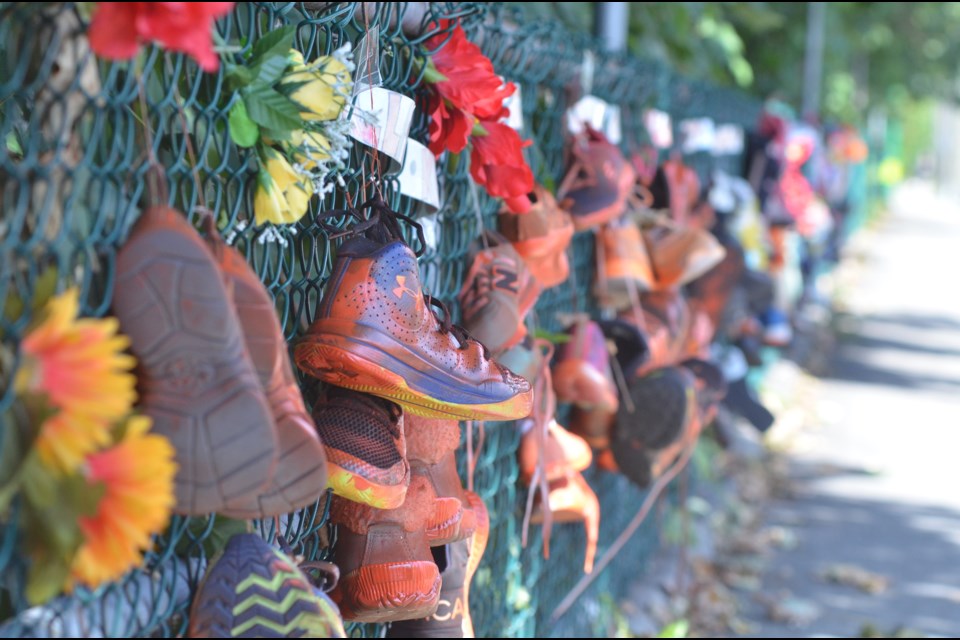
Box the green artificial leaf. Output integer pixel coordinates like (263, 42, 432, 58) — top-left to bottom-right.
(62, 471, 105, 519)
(226, 64, 255, 89)
(249, 25, 296, 66)
(20, 451, 60, 509)
(5, 131, 22, 156)
(531, 328, 571, 344)
(25, 549, 72, 605)
(657, 619, 690, 638)
(242, 86, 303, 133)
(228, 99, 260, 148)
(259, 127, 295, 144)
(251, 54, 289, 87)
(2, 266, 58, 325)
(471, 121, 489, 137)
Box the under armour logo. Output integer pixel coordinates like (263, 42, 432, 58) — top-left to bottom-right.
(393, 275, 419, 300)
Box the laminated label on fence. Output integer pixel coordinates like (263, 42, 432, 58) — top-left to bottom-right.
(713, 124, 745, 156)
(645, 109, 673, 149)
(398, 138, 441, 216)
(680, 118, 716, 154)
(567, 95, 622, 143)
(348, 84, 416, 174)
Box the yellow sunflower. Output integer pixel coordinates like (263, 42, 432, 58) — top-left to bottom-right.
(68, 415, 176, 590)
(16, 288, 137, 472)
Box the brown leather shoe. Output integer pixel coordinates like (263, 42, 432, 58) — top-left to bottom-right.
(295, 199, 532, 421)
(558, 128, 636, 231)
(114, 207, 277, 515)
(210, 238, 328, 519)
(330, 482, 441, 623)
(405, 414, 477, 546)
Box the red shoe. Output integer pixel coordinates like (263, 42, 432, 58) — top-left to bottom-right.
(405, 414, 477, 546)
(330, 481, 441, 623)
(295, 199, 533, 422)
(558, 127, 636, 231)
(498, 184, 575, 288)
(313, 387, 409, 510)
(551, 317, 618, 413)
(458, 231, 542, 356)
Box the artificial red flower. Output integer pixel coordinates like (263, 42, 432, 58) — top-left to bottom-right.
(427, 92, 473, 157)
(470, 121, 534, 214)
(88, 2, 234, 72)
(425, 24, 515, 120)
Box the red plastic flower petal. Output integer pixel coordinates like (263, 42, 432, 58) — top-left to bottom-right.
(88, 2, 234, 72)
(425, 24, 515, 120)
(427, 92, 473, 157)
(470, 121, 534, 214)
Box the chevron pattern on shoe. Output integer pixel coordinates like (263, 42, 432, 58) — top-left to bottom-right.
(188, 534, 346, 638)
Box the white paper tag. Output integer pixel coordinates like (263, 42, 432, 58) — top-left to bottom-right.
(348, 84, 416, 174)
(567, 95, 608, 135)
(680, 117, 716, 154)
(644, 109, 673, 149)
(604, 104, 622, 144)
(398, 138, 441, 216)
(502, 81, 524, 131)
(713, 124, 745, 155)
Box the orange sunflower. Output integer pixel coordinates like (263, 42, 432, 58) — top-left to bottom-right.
(69, 415, 176, 590)
(16, 288, 137, 472)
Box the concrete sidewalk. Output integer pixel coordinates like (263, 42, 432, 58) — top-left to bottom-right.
(742, 181, 960, 638)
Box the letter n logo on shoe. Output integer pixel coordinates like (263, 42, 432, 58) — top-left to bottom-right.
(491, 266, 519, 294)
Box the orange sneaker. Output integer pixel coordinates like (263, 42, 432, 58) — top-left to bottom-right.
(519, 419, 593, 485)
(384, 494, 489, 638)
(594, 220, 654, 310)
(405, 414, 477, 546)
(313, 387, 409, 510)
(458, 232, 542, 356)
(643, 222, 726, 291)
(551, 318, 618, 412)
(498, 184, 575, 288)
(558, 127, 636, 231)
(295, 199, 533, 422)
(329, 481, 441, 623)
(530, 470, 599, 574)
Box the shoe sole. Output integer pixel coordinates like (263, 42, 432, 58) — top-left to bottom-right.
(115, 208, 277, 515)
(218, 244, 328, 519)
(189, 534, 346, 638)
(326, 459, 408, 510)
(335, 561, 441, 623)
(295, 323, 533, 421)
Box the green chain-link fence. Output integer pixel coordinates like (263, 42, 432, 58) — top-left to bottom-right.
(0, 3, 761, 637)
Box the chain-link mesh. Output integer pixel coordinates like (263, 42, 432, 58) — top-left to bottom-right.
(0, 3, 761, 637)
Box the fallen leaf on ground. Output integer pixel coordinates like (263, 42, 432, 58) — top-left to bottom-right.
(820, 563, 890, 594)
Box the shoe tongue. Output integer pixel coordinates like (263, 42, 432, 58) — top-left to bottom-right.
(326, 386, 400, 424)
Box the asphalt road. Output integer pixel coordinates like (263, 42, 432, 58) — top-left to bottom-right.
(745, 181, 960, 638)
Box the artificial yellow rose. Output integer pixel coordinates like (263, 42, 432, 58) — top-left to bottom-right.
(284, 177, 314, 221)
(294, 130, 332, 170)
(262, 146, 298, 192)
(253, 169, 291, 226)
(280, 55, 352, 122)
